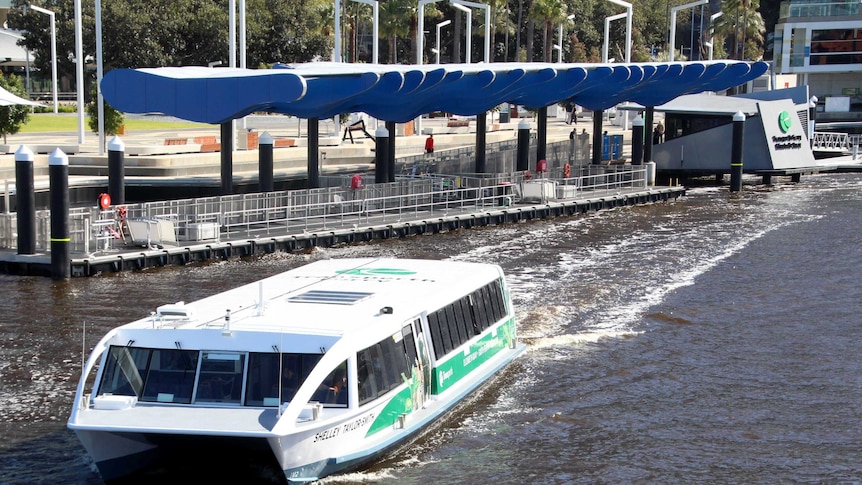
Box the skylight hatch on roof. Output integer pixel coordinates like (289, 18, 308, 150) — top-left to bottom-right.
(287, 290, 373, 305)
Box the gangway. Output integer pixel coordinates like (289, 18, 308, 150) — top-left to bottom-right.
(812, 132, 859, 155)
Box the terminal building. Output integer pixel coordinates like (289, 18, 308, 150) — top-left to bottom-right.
(644, 86, 829, 179)
(773, 0, 862, 130)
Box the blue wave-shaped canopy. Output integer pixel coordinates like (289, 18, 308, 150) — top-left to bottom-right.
(101, 61, 770, 124)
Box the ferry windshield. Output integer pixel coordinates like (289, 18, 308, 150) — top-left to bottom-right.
(98, 346, 199, 404)
(97, 347, 348, 407)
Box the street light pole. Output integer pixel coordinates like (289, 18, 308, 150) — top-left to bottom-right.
(29, 5, 57, 114)
(556, 13, 575, 63)
(606, 0, 632, 63)
(450, 2, 472, 63)
(418, 0, 445, 65)
(451, 0, 490, 63)
(73, 0, 84, 143)
(436, 20, 452, 64)
(95, 0, 104, 154)
(669, 0, 708, 61)
(351, 0, 379, 63)
(705, 11, 723, 60)
(603, 13, 626, 63)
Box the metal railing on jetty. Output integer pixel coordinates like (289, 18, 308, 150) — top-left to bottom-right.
(0, 165, 648, 255)
(811, 132, 862, 154)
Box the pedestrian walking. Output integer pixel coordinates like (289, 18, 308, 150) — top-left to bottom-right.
(425, 134, 434, 154)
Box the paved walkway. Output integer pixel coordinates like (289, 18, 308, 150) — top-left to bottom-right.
(0, 113, 635, 180)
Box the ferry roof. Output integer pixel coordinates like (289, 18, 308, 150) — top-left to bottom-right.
(116, 258, 504, 353)
(100, 60, 770, 124)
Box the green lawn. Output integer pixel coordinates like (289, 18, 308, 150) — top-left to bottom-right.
(19, 113, 209, 133)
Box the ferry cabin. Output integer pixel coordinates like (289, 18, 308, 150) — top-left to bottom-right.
(68, 258, 525, 482)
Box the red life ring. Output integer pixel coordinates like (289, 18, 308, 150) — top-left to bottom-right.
(563, 163, 571, 178)
(98, 193, 111, 210)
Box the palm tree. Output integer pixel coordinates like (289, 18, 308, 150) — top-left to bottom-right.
(711, 0, 765, 60)
(379, 0, 412, 63)
(528, 0, 566, 62)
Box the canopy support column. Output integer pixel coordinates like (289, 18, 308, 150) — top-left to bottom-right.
(308, 118, 320, 188)
(516, 120, 530, 172)
(475, 112, 487, 173)
(537, 107, 547, 164)
(386, 121, 396, 182)
(259, 131, 274, 192)
(220, 122, 233, 195)
(375, 126, 389, 184)
(644, 107, 655, 162)
(592, 111, 603, 165)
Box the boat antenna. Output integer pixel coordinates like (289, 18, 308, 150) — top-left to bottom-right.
(81, 320, 86, 376)
(257, 281, 265, 316)
(277, 332, 284, 418)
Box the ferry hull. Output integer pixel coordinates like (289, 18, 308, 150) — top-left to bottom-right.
(76, 430, 283, 482)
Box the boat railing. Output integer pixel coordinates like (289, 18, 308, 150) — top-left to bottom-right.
(0, 166, 648, 254)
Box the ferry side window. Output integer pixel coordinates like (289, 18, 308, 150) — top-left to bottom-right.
(312, 361, 348, 406)
(401, 325, 418, 373)
(445, 303, 465, 348)
(427, 311, 445, 360)
(245, 353, 322, 407)
(489, 280, 506, 322)
(436, 308, 454, 355)
(357, 348, 378, 405)
(459, 296, 479, 337)
(380, 338, 406, 391)
(470, 288, 489, 331)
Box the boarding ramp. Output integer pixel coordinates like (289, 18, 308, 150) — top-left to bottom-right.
(812, 132, 861, 155)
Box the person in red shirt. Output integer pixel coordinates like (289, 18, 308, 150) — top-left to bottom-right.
(425, 134, 434, 154)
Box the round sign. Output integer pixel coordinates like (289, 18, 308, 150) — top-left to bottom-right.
(778, 111, 792, 133)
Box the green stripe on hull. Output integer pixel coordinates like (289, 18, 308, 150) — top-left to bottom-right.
(364, 318, 515, 437)
(431, 318, 515, 394)
(366, 385, 414, 436)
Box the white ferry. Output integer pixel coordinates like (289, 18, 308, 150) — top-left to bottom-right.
(68, 258, 526, 482)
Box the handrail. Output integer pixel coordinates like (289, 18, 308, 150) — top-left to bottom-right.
(0, 167, 648, 254)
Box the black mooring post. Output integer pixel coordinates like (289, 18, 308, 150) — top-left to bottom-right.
(632, 115, 644, 166)
(516, 120, 530, 172)
(537, 106, 547, 163)
(386, 121, 396, 182)
(220, 122, 233, 195)
(308, 118, 320, 188)
(476, 112, 487, 173)
(107, 136, 125, 205)
(14, 145, 35, 255)
(592, 110, 603, 165)
(730, 111, 745, 192)
(258, 131, 274, 192)
(808, 95, 817, 147)
(375, 125, 390, 184)
(644, 107, 655, 162)
(48, 148, 70, 279)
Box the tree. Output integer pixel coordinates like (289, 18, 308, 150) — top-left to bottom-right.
(86, 85, 124, 136)
(712, 0, 765, 60)
(528, 0, 566, 62)
(379, 0, 411, 63)
(0, 74, 31, 144)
